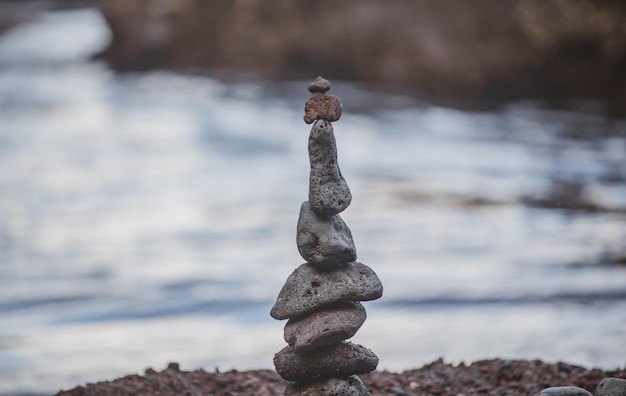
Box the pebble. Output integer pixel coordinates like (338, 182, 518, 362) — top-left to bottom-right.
(307, 76, 332, 94)
(270, 262, 383, 320)
(308, 119, 352, 216)
(596, 378, 626, 396)
(296, 201, 356, 268)
(533, 386, 592, 396)
(274, 342, 379, 382)
(304, 92, 342, 124)
(284, 375, 371, 396)
(284, 301, 366, 352)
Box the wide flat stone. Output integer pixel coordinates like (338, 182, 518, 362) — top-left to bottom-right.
(284, 375, 371, 396)
(534, 386, 592, 396)
(308, 119, 351, 216)
(304, 92, 342, 124)
(296, 201, 356, 268)
(270, 262, 382, 320)
(596, 378, 626, 396)
(284, 301, 366, 352)
(274, 342, 378, 382)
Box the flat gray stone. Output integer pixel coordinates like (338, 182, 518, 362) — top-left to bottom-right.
(284, 301, 366, 352)
(274, 342, 378, 382)
(596, 378, 626, 396)
(534, 386, 592, 396)
(308, 119, 351, 216)
(284, 375, 371, 396)
(297, 201, 356, 268)
(270, 262, 382, 320)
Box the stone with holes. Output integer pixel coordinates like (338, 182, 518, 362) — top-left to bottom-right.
(270, 262, 382, 320)
(308, 119, 351, 216)
(596, 378, 626, 396)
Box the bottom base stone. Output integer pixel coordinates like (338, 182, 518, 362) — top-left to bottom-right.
(284, 375, 371, 396)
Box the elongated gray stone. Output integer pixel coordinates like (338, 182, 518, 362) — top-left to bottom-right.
(596, 378, 626, 396)
(534, 386, 592, 396)
(308, 119, 351, 216)
(297, 201, 356, 268)
(270, 262, 382, 320)
(274, 342, 378, 382)
(284, 375, 371, 396)
(284, 301, 366, 352)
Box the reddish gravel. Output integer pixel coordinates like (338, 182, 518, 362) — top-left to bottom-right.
(55, 359, 626, 396)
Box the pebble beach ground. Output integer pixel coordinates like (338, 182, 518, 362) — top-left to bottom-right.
(55, 359, 626, 396)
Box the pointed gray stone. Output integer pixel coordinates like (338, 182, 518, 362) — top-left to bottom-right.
(308, 119, 351, 216)
(533, 386, 592, 396)
(284, 301, 366, 352)
(274, 342, 378, 382)
(596, 378, 626, 396)
(297, 201, 356, 268)
(270, 262, 382, 320)
(284, 375, 371, 396)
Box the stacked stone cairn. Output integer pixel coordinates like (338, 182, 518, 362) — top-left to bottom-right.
(270, 77, 383, 395)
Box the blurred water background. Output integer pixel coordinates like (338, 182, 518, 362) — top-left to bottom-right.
(0, 5, 625, 395)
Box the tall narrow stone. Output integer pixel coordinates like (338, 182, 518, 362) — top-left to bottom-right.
(308, 119, 352, 216)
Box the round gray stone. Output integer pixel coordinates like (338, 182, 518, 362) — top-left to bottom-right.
(308, 119, 351, 216)
(274, 342, 378, 382)
(270, 262, 383, 320)
(297, 201, 356, 268)
(284, 375, 371, 396)
(534, 386, 592, 396)
(284, 301, 366, 352)
(307, 76, 332, 94)
(596, 378, 626, 396)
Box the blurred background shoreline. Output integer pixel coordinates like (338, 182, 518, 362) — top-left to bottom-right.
(0, 1, 625, 395)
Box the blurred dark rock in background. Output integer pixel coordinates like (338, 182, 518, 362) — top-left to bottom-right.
(94, 0, 625, 110)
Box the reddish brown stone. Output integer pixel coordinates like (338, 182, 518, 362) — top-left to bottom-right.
(303, 93, 342, 124)
(307, 76, 332, 93)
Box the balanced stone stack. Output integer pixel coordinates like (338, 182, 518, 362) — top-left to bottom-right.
(270, 77, 383, 395)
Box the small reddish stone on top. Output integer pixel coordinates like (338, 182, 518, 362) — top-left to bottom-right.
(308, 76, 331, 93)
(304, 77, 342, 124)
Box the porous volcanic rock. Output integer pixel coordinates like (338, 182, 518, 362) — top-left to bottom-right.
(308, 119, 351, 216)
(270, 261, 383, 320)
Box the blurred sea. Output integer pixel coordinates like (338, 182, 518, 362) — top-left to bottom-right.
(0, 7, 625, 395)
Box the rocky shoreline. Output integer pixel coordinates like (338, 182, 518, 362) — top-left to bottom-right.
(55, 359, 626, 396)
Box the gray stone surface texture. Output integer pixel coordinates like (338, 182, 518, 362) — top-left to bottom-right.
(304, 92, 342, 124)
(284, 301, 366, 352)
(596, 378, 626, 396)
(274, 342, 379, 382)
(308, 119, 352, 216)
(307, 76, 332, 94)
(270, 261, 383, 320)
(284, 375, 371, 396)
(296, 201, 356, 268)
(533, 386, 592, 396)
